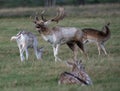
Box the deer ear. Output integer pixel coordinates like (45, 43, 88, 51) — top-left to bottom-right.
(107, 22, 110, 26)
(33, 20, 37, 24)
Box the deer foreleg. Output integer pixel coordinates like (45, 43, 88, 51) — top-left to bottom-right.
(33, 46, 39, 60)
(19, 45, 25, 61)
(53, 44, 61, 62)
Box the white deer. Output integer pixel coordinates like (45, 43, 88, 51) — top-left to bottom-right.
(82, 23, 111, 55)
(58, 59, 92, 85)
(33, 7, 87, 62)
(11, 30, 44, 61)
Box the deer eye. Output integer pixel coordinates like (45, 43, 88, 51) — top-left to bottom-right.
(36, 23, 42, 28)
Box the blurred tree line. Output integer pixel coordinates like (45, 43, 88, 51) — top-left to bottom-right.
(0, 0, 120, 8)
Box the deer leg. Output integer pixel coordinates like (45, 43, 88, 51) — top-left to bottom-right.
(56, 45, 62, 61)
(25, 48, 29, 60)
(33, 39, 40, 60)
(100, 43, 107, 55)
(97, 43, 101, 55)
(53, 46, 56, 61)
(76, 41, 88, 58)
(53, 44, 61, 62)
(19, 45, 25, 61)
(33, 46, 39, 60)
(67, 42, 78, 61)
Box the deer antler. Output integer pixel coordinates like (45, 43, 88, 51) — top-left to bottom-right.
(35, 8, 65, 23)
(35, 16, 39, 21)
(41, 10, 48, 22)
(51, 7, 66, 23)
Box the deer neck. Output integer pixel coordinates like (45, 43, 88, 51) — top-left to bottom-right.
(104, 26, 110, 36)
(39, 26, 55, 43)
(40, 26, 52, 35)
(102, 26, 111, 40)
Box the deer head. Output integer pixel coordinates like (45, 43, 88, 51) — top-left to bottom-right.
(33, 7, 66, 32)
(102, 22, 110, 32)
(67, 60, 85, 72)
(36, 47, 44, 60)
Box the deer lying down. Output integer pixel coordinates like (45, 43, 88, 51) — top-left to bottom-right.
(58, 60, 92, 85)
(34, 8, 87, 62)
(11, 31, 44, 61)
(82, 23, 111, 55)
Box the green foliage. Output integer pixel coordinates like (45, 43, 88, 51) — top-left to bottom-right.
(0, 4, 120, 18)
(0, 0, 44, 8)
(0, 0, 120, 8)
(87, 0, 120, 4)
(0, 4, 120, 91)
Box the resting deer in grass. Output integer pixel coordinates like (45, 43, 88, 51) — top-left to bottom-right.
(11, 31, 44, 61)
(33, 8, 87, 62)
(82, 23, 111, 55)
(58, 60, 92, 85)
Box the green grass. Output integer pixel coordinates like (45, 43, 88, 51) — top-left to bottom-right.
(0, 4, 120, 91)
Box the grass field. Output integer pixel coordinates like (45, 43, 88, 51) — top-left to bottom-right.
(0, 4, 120, 91)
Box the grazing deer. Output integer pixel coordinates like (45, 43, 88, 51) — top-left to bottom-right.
(33, 7, 87, 62)
(82, 23, 111, 55)
(11, 31, 44, 61)
(58, 60, 92, 85)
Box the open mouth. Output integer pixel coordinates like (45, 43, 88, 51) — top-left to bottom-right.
(36, 28, 41, 31)
(35, 24, 40, 28)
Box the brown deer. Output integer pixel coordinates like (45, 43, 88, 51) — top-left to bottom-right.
(58, 59, 92, 85)
(33, 8, 87, 62)
(82, 23, 111, 55)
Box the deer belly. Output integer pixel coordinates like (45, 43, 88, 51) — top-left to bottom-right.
(84, 35, 98, 43)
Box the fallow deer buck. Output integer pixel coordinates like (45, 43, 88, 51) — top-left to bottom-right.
(82, 23, 111, 55)
(58, 60, 92, 85)
(33, 7, 87, 62)
(11, 31, 44, 61)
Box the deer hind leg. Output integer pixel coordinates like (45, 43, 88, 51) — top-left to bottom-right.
(33, 39, 40, 60)
(67, 42, 78, 61)
(97, 43, 101, 55)
(25, 48, 29, 60)
(100, 43, 107, 55)
(76, 41, 88, 58)
(33, 46, 39, 60)
(53, 44, 61, 62)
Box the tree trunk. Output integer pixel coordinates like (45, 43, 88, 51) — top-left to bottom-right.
(52, 0, 56, 6)
(44, 0, 56, 7)
(76, 0, 85, 5)
(44, 0, 49, 6)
